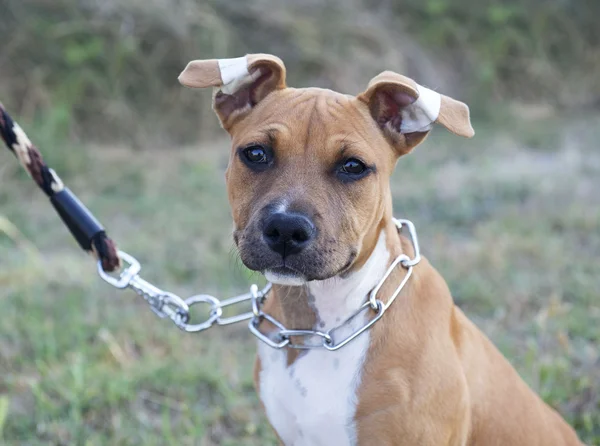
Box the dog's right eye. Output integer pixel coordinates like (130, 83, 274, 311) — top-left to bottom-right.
(240, 145, 272, 170)
(244, 146, 267, 163)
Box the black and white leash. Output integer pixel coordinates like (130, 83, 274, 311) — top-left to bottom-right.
(0, 103, 120, 272)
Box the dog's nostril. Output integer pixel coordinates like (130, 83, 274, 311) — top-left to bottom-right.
(263, 218, 280, 240)
(265, 227, 279, 239)
(292, 229, 309, 242)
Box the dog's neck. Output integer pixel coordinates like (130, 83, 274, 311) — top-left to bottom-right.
(271, 220, 402, 332)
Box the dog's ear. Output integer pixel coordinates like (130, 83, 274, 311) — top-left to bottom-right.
(179, 54, 286, 130)
(358, 71, 474, 155)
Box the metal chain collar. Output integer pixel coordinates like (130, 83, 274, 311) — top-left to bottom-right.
(98, 218, 420, 351)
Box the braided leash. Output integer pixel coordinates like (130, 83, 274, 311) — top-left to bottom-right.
(0, 103, 120, 272)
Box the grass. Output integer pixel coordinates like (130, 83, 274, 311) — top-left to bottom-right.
(1, 114, 599, 445)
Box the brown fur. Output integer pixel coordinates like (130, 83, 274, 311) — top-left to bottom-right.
(355, 235, 581, 445)
(179, 54, 582, 445)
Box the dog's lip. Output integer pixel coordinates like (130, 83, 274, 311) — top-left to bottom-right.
(266, 265, 302, 276)
(336, 250, 358, 277)
(264, 265, 307, 286)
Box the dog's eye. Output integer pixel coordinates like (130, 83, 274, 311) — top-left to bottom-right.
(341, 158, 366, 175)
(243, 146, 268, 164)
(336, 157, 372, 182)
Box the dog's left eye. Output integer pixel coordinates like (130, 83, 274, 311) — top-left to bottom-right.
(336, 158, 371, 182)
(341, 158, 367, 175)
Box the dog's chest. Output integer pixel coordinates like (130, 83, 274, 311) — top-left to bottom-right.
(257, 320, 369, 446)
(257, 232, 389, 445)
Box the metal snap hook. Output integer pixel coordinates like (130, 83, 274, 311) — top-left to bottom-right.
(97, 250, 141, 289)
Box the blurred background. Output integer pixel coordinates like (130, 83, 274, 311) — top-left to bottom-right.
(0, 0, 599, 444)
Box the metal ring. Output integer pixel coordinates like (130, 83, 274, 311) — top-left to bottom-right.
(178, 294, 223, 333)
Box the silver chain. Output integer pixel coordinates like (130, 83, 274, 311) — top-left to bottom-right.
(97, 218, 420, 351)
(97, 252, 272, 332)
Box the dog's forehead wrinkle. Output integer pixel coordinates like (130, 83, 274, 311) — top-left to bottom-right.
(303, 97, 319, 153)
(271, 87, 355, 123)
(259, 127, 278, 145)
(339, 139, 358, 156)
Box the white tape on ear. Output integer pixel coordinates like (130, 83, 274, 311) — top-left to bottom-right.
(219, 56, 249, 85)
(400, 85, 441, 133)
(218, 56, 262, 95)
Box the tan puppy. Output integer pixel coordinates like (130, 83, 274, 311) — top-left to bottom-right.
(179, 54, 582, 445)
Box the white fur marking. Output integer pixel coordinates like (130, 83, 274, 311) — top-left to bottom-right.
(259, 231, 390, 446)
(265, 271, 306, 286)
(275, 201, 288, 214)
(400, 84, 441, 133)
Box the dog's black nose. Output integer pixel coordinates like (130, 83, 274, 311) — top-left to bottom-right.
(263, 212, 315, 257)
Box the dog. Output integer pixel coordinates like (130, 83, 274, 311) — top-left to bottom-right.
(179, 53, 583, 445)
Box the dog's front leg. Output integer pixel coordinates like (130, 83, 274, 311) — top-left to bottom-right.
(356, 411, 470, 446)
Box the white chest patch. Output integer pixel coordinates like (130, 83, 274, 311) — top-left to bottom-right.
(258, 232, 389, 446)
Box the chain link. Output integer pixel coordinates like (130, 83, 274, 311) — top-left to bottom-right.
(97, 219, 420, 351)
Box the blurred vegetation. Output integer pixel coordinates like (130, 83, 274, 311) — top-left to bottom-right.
(1, 0, 599, 145)
(396, 0, 600, 107)
(1, 0, 599, 444)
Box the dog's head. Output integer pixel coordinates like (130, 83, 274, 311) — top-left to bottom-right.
(179, 54, 473, 285)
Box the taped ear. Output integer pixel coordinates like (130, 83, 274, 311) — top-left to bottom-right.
(358, 71, 474, 155)
(178, 53, 286, 129)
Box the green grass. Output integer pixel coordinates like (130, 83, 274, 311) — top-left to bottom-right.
(1, 115, 599, 444)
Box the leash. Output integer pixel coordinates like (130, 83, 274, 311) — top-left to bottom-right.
(0, 103, 420, 349)
(0, 103, 120, 272)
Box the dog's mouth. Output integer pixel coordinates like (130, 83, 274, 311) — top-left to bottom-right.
(337, 250, 357, 277)
(261, 249, 357, 285)
(264, 265, 306, 286)
(236, 224, 359, 284)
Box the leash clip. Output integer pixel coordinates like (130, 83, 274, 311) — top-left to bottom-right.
(97, 250, 140, 288)
(98, 250, 190, 325)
